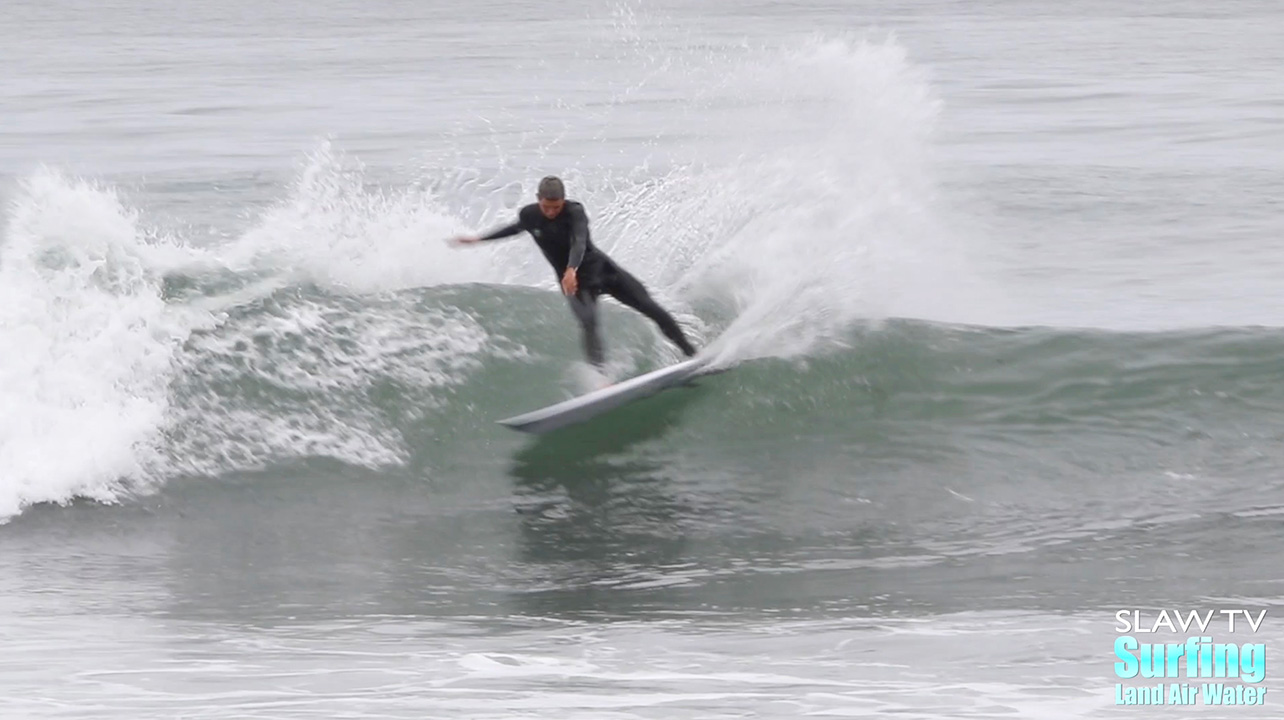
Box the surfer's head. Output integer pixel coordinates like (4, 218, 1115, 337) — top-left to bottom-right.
(537, 176, 566, 218)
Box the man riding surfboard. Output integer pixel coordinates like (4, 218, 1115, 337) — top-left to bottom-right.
(451, 176, 698, 369)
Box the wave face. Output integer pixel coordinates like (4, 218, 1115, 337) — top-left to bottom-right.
(7, 205, 1284, 522)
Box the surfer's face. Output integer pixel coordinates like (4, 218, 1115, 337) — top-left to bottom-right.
(538, 197, 564, 219)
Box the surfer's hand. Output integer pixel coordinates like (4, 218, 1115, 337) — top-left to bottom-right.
(451, 235, 481, 246)
(561, 267, 578, 295)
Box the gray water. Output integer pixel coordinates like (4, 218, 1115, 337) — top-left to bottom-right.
(4, 1, 1284, 717)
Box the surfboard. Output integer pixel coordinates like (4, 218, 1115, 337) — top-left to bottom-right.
(497, 356, 715, 434)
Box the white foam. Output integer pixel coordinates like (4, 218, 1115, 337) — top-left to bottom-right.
(168, 296, 497, 476)
(0, 157, 524, 516)
(0, 168, 213, 521)
(219, 142, 516, 294)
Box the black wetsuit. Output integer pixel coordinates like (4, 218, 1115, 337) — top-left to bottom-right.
(480, 201, 696, 366)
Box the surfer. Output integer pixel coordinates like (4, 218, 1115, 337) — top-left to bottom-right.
(451, 176, 697, 369)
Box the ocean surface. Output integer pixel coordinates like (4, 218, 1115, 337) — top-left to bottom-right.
(4, 1, 1284, 717)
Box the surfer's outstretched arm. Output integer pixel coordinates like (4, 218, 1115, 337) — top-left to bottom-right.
(478, 220, 527, 241)
(450, 213, 530, 245)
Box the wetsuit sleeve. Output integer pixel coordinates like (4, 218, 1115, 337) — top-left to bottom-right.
(478, 208, 532, 241)
(566, 203, 589, 269)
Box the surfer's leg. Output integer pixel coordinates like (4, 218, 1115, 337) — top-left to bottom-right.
(603, 266, 697, 357)
(566, 290, 606, 367)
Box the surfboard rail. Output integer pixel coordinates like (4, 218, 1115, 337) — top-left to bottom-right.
(497, 356, 713, 434)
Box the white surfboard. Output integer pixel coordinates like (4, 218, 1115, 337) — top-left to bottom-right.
(497, 356, 715, 434)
